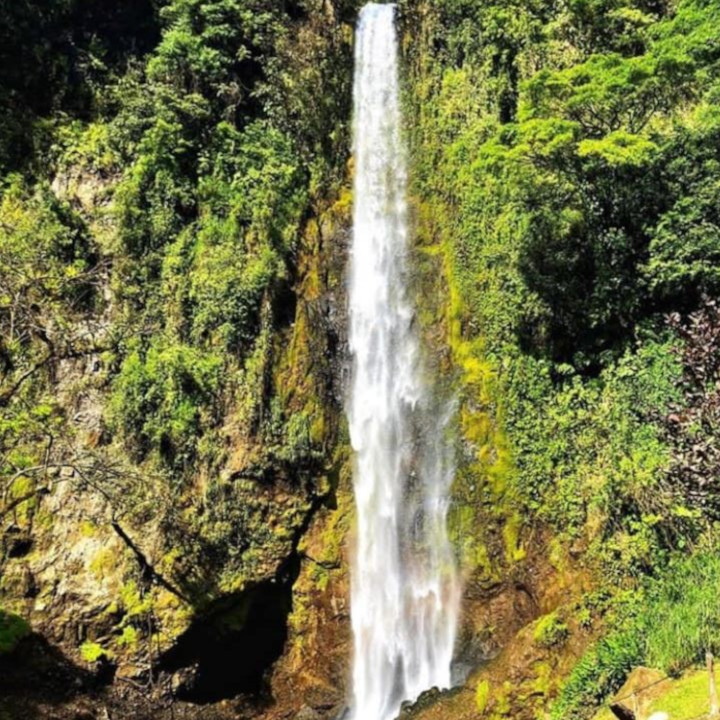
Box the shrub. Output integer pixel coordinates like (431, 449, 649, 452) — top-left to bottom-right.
(109, 340, 222, 466)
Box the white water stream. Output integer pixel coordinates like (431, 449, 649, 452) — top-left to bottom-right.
(346, 5, 460, 720)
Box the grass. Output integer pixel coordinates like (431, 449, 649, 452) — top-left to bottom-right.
(647, 668, 718, 719)
(553, 552, 720, 719)
(645, 554, 720, 675)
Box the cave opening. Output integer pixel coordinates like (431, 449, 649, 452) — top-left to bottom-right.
(159, 572, 295, 705)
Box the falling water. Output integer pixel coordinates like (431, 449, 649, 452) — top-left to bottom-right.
(346, 5, 460, 720)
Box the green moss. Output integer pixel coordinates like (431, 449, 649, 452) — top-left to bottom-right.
(311, 567, 330, 593)
(32, 504, 54, 531)
(317, 489, 351, 565)
(120, 581, 152, 618)
(80, 641, 112, 663)
(152, 589, 192, 641)
(548, 537, 567, 572)
(8, 474, 37, 524)
(89, 547, 117, 579)
(502, 512, 526, 563)
(495, 681, 513, 716)
(534, 612, 570, 649)
(117, 625, 139, 648)
(575, 606, 593, 630)
(474, 541, 495, 578)
(533, 661, 554, 696)
(79, 520, 97, 537)
(9, 475, 33, 499)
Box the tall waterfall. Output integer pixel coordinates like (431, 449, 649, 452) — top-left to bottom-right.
(346, 5, 460, 720)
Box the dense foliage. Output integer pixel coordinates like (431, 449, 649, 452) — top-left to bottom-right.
(404, 0, 720, 713)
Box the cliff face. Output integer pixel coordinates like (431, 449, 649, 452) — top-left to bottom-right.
(0, 1, 359, 717)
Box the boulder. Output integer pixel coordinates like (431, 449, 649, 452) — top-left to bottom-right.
(609, 667, 671, 720)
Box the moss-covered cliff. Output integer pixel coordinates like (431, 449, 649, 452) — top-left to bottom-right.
(0, 1, 359, 717)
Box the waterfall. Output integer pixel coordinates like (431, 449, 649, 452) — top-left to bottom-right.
(346, 5, 460, 720)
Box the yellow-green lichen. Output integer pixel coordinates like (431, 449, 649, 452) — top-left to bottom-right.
(502, 511, 526, 563)
(476, 679, 491, 713)
(120, 581, 152, 618)
(80, 641, 113, 663)
(117, 625, 139, 648)
(89, 547, 117, 579)
(532, 660, 554, 696)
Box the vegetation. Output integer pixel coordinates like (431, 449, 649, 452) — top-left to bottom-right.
(553, 551, 720, 718)
(2, 0, 720, 717)
(80, 641, 112, 664)
(0, 0, 358, 684)
(534, 611, 570, 649)
(404, 0, 720, 715)
(0, 610, 30, 654)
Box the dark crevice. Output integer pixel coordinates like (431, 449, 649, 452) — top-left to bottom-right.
(110, 520, 191, 605)
(158, 557, 299, 704)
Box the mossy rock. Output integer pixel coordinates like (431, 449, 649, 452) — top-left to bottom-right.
(476, 679, 491, 713)
(533, 611, 569, 649)
(80, 641, 113, 663)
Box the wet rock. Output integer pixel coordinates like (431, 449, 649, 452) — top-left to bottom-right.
(400, 686, 454, 717)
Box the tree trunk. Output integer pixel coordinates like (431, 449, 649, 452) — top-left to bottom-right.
(708, 651, 720, 717)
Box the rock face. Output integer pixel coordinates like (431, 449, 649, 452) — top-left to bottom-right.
(0, 163, 354, 719)
(259, 198, 354, 720)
